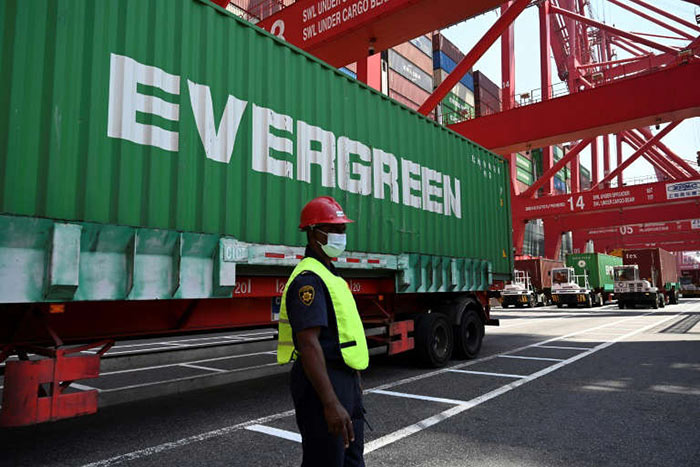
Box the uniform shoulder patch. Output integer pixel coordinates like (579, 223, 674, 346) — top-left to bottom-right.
(299, 285, 315, 306)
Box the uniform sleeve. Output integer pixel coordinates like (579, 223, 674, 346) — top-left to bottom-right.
(285, 272, 328, 333)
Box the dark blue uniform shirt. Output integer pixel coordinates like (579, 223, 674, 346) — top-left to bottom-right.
(286, 246, 344, 365)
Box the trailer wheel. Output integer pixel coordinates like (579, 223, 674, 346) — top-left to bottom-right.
(659, 294, 666, 308)
(669, 289, 679, 305)
(652, 295, 659, 309)
(453, 310, 484, 360)
(585, 295, 593, 308)
(415, 313, 453, 367)
(528, 295, 536, 308)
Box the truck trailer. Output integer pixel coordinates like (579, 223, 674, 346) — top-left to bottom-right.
(680, 269, 700, 297)
(505, 257, 563, 306)
(564, 253, 622, 304)
(614, 249, 680, 308)
(0, 0, 513, 426)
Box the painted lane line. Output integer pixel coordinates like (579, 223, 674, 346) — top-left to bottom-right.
(364, 311, 684, 455)
(71, 383, 101, 392)
(80, 408, 296, 467)
(101, 350, 275, 376)
(536, 345, 592, 351)
(246, 424, 302, 443)
(179, 363, 228, 373)
(370, 311, 657, 393)
(369, 389, 468, 405)
(447, 369, 526, 379)
(79, 312, 660, 467)
(499, 355, 565, 362)
(97, 363, 279, 395)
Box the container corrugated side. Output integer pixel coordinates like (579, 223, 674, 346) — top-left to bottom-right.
(393, 42, 433, 75)
(432, 52, 474, 91)
(566, 253, 621, 290)
(0, 0, 512, 277)
(434, 69, 475, 106)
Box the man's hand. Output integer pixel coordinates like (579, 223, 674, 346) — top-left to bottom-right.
(323, 400, 354, 448)
(296, 327, 354, 448)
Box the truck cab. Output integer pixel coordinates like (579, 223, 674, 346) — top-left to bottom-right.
(613, 265, 664, 309)
(550, 267, 600, 308)
(501, 270, 537, 308)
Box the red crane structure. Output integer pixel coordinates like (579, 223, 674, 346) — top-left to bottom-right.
(226, 0, 699, 258)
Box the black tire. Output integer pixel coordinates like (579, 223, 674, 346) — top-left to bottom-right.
(652, 295, 659, 309)
(585, 295, 593, 308)
(597, 293, 604, 307)
(515, 303, 523, 308)
(669, 289, 679, 305)
(556, 303, 563, 308)
(453, 309, 484, 360)
(415, 313, 454, 367)
(618, 302, 625, 309)
(659, 294, 666, 308)
(528, 296, 536, 308)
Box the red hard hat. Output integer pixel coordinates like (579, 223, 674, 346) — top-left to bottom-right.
(299, 196, 354, 229)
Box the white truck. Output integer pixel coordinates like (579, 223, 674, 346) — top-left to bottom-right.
(501, 270, 539, 308)
(550, 267, 602, 308)
(613, 265, 665, 309)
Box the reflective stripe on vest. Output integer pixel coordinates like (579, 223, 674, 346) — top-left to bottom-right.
(277, 257, 369, 370)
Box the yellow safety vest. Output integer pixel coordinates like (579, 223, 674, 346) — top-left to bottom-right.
(278, 257, 369, 370)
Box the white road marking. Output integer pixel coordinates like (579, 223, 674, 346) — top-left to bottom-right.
(369, 389, 468, 405)
(245, 424, 302, 443)
(447, 369, 526, 379)
(100, 350, 275, 376)
(499, 355, 565, 362)
(71, 383, 100, 392)
(536, 345, 591, 351)
(179, 363, 228, 373)
(79, 311, 670, 467)
(364, 311, 683, 454)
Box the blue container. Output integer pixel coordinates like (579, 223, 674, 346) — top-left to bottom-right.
(433, 51, 474, 91)
(339, 67, 357, 79)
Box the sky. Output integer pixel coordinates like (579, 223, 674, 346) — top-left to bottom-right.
(442, 0, 700, 184)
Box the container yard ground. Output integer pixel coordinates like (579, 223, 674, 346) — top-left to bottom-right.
(2, 301, 699, 467)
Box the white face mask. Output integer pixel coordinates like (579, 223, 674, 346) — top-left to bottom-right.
(317, 230, 347, 257)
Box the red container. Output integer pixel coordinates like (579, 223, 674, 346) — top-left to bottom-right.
(432, 33, 464, 64)
(394, 42, 433, 75)
(515, 257, 564, 292)
(389, 70, 430, 107)
(474, 71, 500, 100)
(622, 248, 679, 288)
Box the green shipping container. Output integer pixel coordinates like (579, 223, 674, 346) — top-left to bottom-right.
(565, 253, 623, 292)
(0, 0, 512, 302)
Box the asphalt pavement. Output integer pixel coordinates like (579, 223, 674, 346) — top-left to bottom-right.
(2, 301, 699, 467)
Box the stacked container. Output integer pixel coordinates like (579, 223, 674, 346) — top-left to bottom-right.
(473, 71, 501, 117)
(386, 35, 435, 118)
(432, 33, 475, 125)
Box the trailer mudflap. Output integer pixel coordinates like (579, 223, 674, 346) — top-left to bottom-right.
(0, 340, 112, 427)
(388, 320, 415, 355)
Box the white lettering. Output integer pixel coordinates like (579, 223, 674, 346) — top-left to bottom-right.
(297, 120, 336, 188)
(421, 167, 443, 214)
(251, 104, 294, 179)
(401, 159, 422, 209)
(337, 137, 372, 195)
(372, 149, 399, 203)
(443, 175, 461, 219)
(107, 53, 180, 151)
(187, 80, 248, 164)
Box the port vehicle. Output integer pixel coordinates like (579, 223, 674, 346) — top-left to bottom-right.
(0, 0, 512, 426)
(550, 267, 602, 308)
(501, 270, 537, 308)
(564, 253, 622, 304)
(615, 248, 680, 308)
(512, 257, 564, 306)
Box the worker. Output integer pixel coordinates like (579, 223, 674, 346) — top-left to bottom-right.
(277, 196, 369, 467)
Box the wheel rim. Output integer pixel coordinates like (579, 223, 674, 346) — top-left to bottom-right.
(432, 324, 449, 359)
